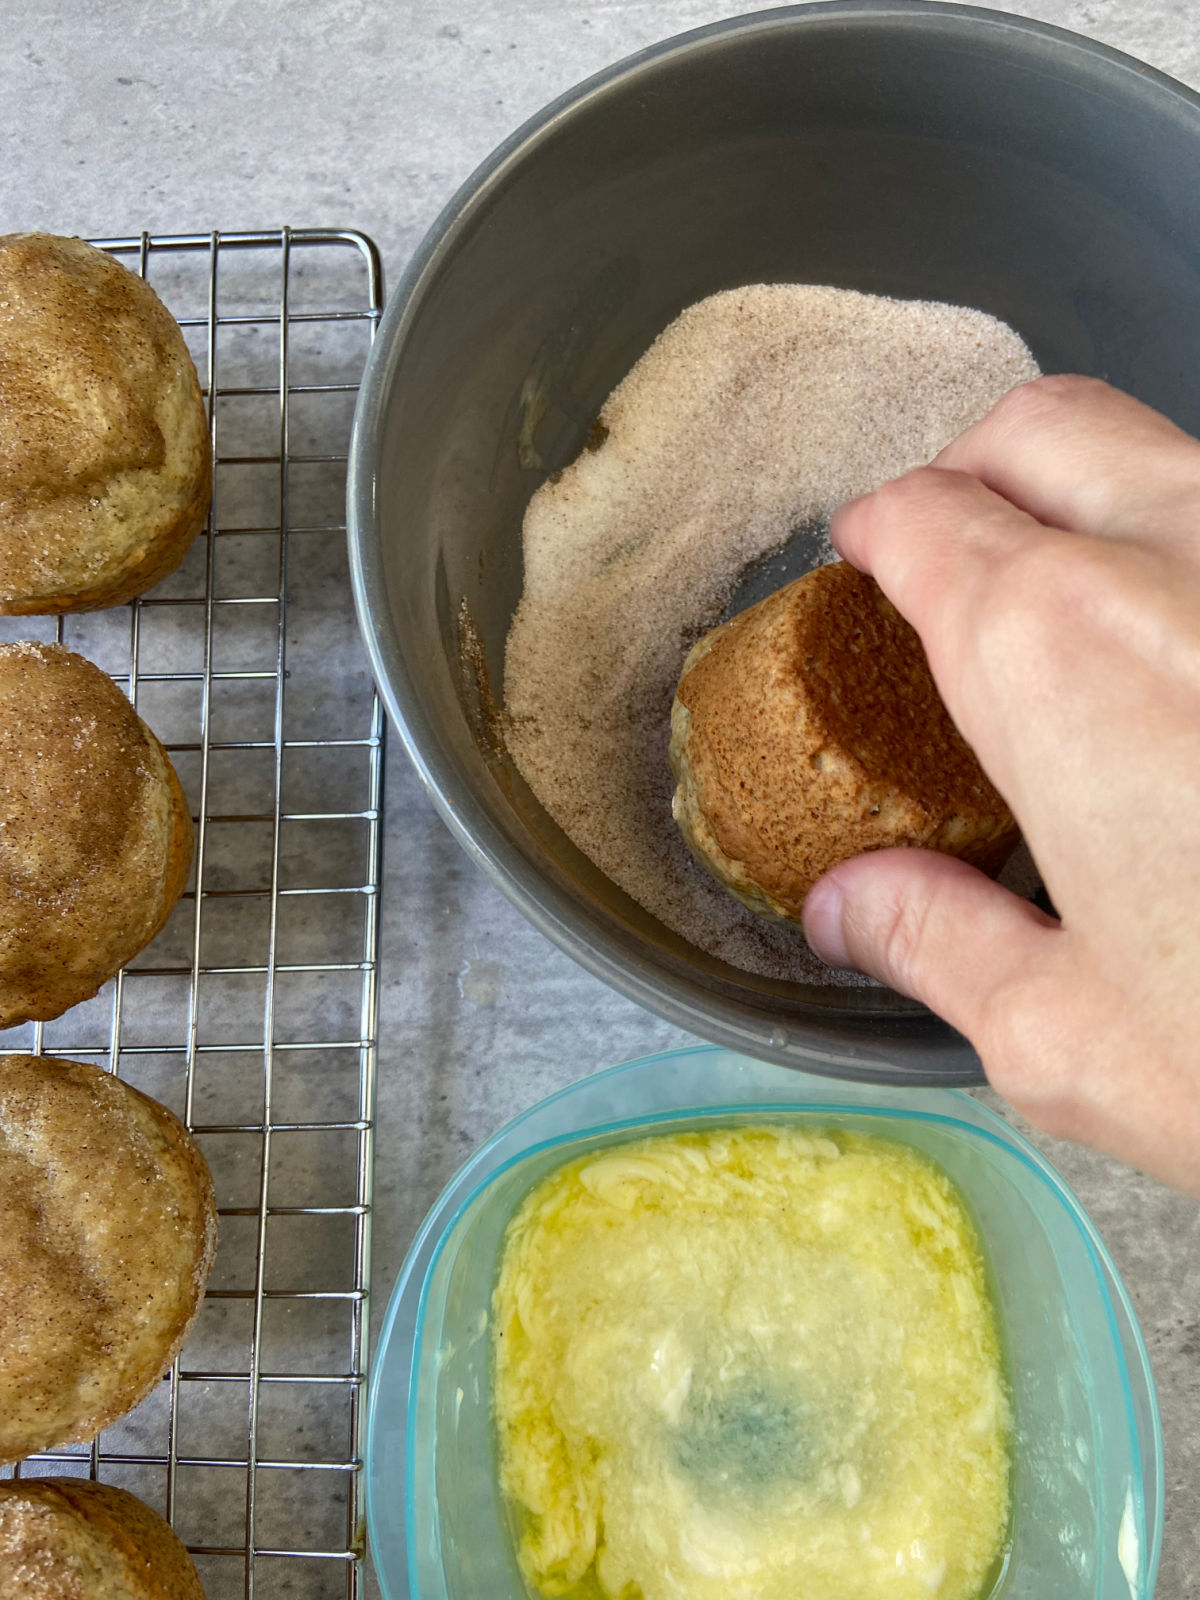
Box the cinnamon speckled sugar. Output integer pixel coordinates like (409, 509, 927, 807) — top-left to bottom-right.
(504, 285, 1039, 985)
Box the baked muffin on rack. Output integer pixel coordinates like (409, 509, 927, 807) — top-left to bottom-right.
(0, 1478, 205, 1599)
(670, 560, 1019, 924)
(0, 232, 211, 613)
(0, 1054, 217, 1465)
(0, 641, 193, 1028)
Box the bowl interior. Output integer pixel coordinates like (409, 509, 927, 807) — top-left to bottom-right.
(351, 2, 1200, 1077)
(365, 1048, 1162, 1600)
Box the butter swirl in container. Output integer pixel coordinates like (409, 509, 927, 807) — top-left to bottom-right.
(492, 1126, 1010, 1600)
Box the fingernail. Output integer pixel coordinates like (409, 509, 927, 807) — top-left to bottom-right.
(802, 875, 857, 970)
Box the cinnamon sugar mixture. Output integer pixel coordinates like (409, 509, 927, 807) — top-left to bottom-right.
(504, 285, 1038, 984)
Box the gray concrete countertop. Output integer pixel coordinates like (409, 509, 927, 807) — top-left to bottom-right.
(2, 2, 1198, 1596)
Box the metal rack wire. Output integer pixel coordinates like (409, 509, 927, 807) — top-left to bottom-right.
(0, 228, 385, 1600)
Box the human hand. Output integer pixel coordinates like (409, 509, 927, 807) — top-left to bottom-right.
(802, 376, 1200, 1195)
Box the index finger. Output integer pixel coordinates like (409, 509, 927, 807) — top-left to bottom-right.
(935, 374, 1200, 548)
(829, 462, 1052, 663)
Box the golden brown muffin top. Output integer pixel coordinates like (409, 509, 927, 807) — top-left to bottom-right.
(0, 233, 210, 611)
(675, 562, 1016, 916)
(0, 1478, 205, 1600)
(0, 641, 193, 1028)
(0, 1055, 216, 1464)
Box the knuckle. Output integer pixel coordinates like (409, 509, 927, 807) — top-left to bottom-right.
(855, 876, 936, 996)
(855, 469, 951, 548)
(972, 535, 1102, 674)
(999, 534, 1080, 605)
(880, 464, 945, 506)
(990, 373, 1104, 436)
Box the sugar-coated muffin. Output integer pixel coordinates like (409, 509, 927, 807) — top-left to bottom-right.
(0, 641, 193, 1028)
(0, 1478, 205, 1599)
(0, 1054, 217, 1464)
(670, 561, 1019, 924)
(0, 232, 211, 613)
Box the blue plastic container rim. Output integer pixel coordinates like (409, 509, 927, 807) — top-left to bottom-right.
(365, 1044, 1164, 1600)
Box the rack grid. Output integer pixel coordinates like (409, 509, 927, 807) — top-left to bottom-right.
(0, 228, 386, 1600)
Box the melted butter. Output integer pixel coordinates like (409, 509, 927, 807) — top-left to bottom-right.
(492, 1126, 1010, 1600)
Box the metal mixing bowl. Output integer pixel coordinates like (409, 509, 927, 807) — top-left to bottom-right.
(348, 1, 1200, 1084)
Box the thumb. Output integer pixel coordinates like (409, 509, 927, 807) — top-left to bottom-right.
(802, 848, 1061, 1043)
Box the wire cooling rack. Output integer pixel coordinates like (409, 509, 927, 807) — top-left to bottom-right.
(0, 228, 385, 1600)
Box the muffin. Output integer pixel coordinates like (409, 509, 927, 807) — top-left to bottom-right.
(0, 641, 193, 1028)
(670, 561, 1019, 923)
(0, 232, 211, 613)
(0, 1054, 217, 1464)
(0, 1478, 205, 1599)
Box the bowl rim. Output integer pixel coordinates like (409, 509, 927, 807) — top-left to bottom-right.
(363, 1043, 1163, 1600)
(346, 0, 1200, 1083)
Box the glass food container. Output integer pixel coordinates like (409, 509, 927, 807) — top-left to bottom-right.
(366, 1045, 1162, 1600)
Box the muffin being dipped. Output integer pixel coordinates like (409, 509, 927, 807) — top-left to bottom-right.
(669, 561, 1019, 926)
